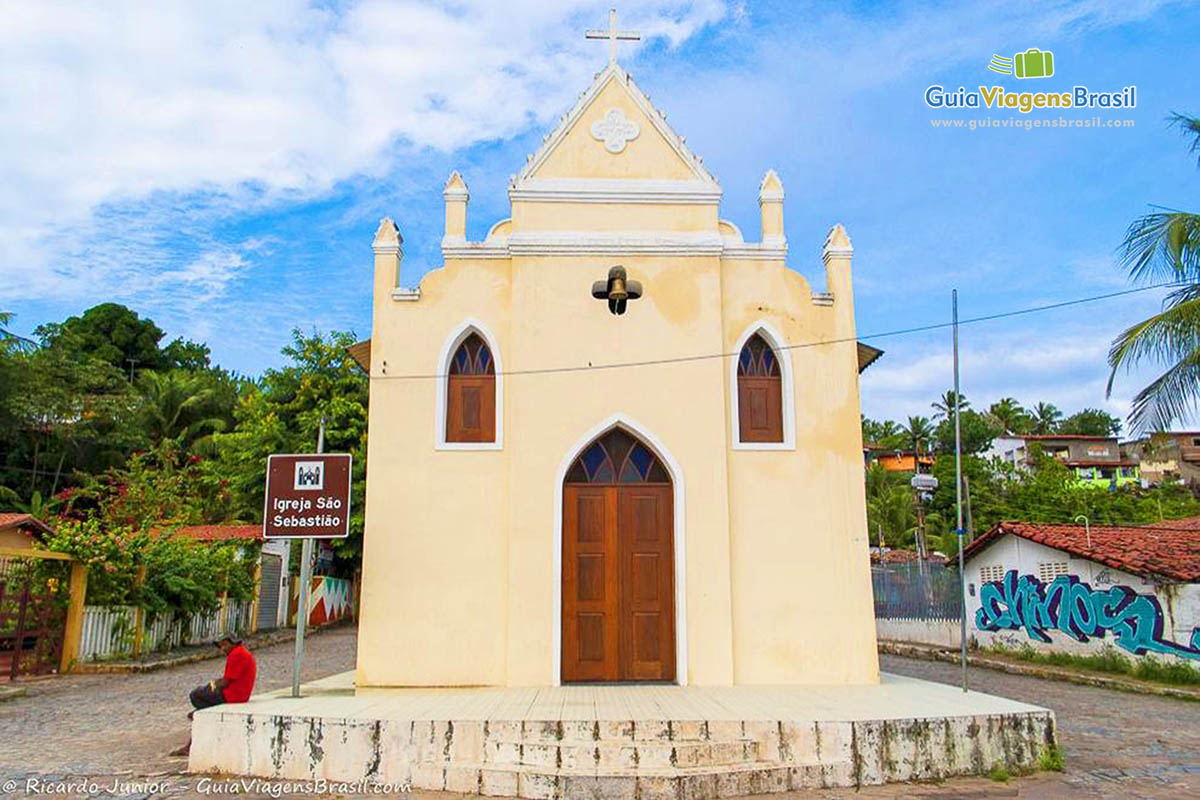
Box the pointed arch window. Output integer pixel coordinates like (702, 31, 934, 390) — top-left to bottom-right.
(564, 427, 670, 484)
(446, 332, 496, 443)
(737, 333, 783, 443)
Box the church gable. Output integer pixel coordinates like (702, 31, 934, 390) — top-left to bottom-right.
(513, 65, 719, 188)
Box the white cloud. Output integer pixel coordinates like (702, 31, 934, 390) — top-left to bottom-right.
(859, 311, 1184, 429)
(0, 0, 726, 301)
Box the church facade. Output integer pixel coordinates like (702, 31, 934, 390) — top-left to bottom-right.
(355, 61, 879, 688)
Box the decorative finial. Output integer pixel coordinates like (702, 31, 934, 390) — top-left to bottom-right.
(585, 8, 641, 65)
(759, 169, 784, 202)
(372, 217, 402, 253)
(823, 223, 853, 254)
(443, 171, 468, 200)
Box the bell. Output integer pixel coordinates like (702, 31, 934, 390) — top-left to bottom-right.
(608, 273, 628, 302)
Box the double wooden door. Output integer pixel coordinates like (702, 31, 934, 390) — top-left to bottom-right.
(562, 484, 675, 682)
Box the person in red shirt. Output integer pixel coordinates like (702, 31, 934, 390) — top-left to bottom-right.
(188, 636, 257, 713)
(173, 636, 257, 757)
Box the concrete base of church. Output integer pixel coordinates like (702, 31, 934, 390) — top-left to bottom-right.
(188, 673, 1055, 797)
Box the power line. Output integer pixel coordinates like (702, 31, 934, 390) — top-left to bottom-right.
(369, 282, 1179, 381)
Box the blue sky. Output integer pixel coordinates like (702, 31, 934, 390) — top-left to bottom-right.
(2, 0, 1198, 429)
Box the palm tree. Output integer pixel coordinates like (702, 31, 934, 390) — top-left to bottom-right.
(987, 397, 1028, 435)
(931, 390, 969, 422)
(867, 482, 916, 549)
(902, 415, 934, 455)
(1108, 113, 1200, 433)
(1029, 401, 1062, 434)
(0, 311, 36, 353)
(136, 370, 227, 451)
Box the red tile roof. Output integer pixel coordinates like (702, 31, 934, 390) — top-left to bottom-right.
(1023, 434, 1114, 441)
(0, 513, 54, 537)
(870, 548, 948, 565)
(174, 524, 262, 542)
(964, 518, 1200, 582)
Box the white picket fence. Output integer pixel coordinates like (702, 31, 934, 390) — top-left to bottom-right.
(79, 600, 253, 661)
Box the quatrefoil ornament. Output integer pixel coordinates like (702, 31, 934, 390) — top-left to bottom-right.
(590, 107, 640, 154)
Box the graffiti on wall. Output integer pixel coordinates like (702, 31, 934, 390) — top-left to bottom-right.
(308, 576, 353, 626)
(976, 570, 1200, 661)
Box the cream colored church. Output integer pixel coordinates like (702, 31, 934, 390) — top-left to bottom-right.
(355, 50, 880, 688)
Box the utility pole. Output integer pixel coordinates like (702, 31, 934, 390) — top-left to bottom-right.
(125, 357, 139, 382)
(291, 417, 325, 698)
(914, 493, 927, 561)
(953, 289, 968, 693)
(963, 474, 975, 544)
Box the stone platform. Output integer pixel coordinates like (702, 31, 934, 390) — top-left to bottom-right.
(188, 672, 1056, 798)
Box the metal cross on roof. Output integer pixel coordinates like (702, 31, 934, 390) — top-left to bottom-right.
(586, 8, 641, 64)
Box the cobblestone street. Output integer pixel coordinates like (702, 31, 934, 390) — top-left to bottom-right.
(0, 625, 358, 784)
(1, 632, 1198, 799)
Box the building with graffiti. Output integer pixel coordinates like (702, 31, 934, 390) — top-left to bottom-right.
(962, 519, 1200, 662)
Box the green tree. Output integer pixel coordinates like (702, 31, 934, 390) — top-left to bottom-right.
(987, 397, 1029, 435)
(902, 415, 934, 455)
(2, 344, 138, 497)
(933, 409, 1000, 454)
(135, 369, 237, 452)
(1, 311, 36, 353)
(862, 417, 905, 447)
(1029, 401, 1063, 434)
(1058, 408, 1122, 437)
(36, 303, 169, 374)
(162, 338, 212, 371)
(34, 303, 210, 376)
(1107, 113, 1200, 432)
(864, 463, 915, 548)
(209, 329, 367, 564)
(931, 390, 970, 422)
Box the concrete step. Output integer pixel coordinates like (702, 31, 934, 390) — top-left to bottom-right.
(505, 719, 750, 745)
(482, 739, 761, 769)
(426, 761, 819, 799)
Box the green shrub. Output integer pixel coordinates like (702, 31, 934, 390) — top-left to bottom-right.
(988, 764, 1010, 782)
(989, 642, 1200, 686)
(1133, 655, 1200, 686)
(1037, 744, 1065, 772)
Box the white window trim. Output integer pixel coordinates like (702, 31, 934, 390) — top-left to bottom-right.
(434, 318, 503, 451)
(551, 414, 688, 686)
(729, 321, 796, 451)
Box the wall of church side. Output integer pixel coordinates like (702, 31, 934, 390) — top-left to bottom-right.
(504, 252, 736, 686)
(356, 255, 513, 688)
(720, 255, 880, 684)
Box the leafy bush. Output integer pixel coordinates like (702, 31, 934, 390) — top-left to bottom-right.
(990, 642, 1200, 686)
(1038, 744, 1065, 772)
(40, 517, 258, 620)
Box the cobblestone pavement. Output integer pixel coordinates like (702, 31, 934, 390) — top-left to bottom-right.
(0, 625, 359, 793)
(2, 638, 1198, 799)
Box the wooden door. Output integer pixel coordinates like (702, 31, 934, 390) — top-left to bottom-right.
(562, 485, 619, 681)
(562, 484, 674, 683)
(618, 485, 674, 681)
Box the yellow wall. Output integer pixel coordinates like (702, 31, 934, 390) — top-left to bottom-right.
(355, 62, 878, 688)
(0, 527, 36, 550)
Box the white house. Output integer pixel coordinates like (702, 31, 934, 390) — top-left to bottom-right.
(961, 519, 1200, 664)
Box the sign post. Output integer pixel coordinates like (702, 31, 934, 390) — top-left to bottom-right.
(261, 421, 352, 698)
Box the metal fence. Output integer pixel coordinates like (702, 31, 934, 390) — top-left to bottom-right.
(79, 600, 253, 661)
(871, 562, 962, 621)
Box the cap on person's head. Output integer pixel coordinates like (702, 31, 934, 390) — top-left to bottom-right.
(214, 634, 240, 647)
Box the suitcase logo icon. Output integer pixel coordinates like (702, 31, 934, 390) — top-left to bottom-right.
(988, 48, 1055, 79)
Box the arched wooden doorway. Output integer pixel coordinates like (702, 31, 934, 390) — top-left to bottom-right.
(561, 427, 675, 682)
